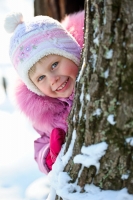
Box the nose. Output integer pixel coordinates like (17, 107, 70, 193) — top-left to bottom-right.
(50, 75, 60, 86)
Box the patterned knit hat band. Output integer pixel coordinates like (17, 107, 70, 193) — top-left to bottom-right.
(12, 27, 81, 70)
(4, 12, 81, 95)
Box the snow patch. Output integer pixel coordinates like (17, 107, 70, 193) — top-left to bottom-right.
(86, 94, 90, 101)
(84, 184, 101, 194)
(91, 53, 97, 71)
(104, 69, 109, 78)
(79, 84, 84, 119)
(77, 58, 86, 82)
(58, 172, 71, 189)
(46, 140, 133, 200)
(75, 165, 84, 185)
(107, 114, 116, 125)
(62, 129, 77, 166)
(93, 36, 99, 46)
(80, 84, 84, 102)
(104, 16, 106, 25)
(74, 142, 108, 172)
(126, 137, 133, 146)
(73, 114, 75, 122)
(116, 188, 133, 200)
(121, 174, 129, 180)
(93, 108, 102, 116)
(105, 49, 113, 59)
(26, 176, 50, 200)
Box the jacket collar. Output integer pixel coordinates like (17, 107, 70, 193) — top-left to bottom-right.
(57, 90, 74, 107)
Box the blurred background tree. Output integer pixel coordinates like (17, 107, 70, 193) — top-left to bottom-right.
(34, 0, 85, 21)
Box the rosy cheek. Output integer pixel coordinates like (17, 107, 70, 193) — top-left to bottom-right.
(61, 62, 78, 78)
(71, 65, 79, 77)
(75, 66, 79, 75)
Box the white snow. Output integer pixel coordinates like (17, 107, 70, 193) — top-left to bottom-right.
(72, 114, 75, 122)
(80, 84, 84, 102)
(117, 18, 121, 21)
(84, 183, 101, 194)
(104, 16, 106, 25)
(123, 42, 126, 47)
(105, 49, 113, 59)
(93, 27, 98, 38)
(79, 84, 84, 119)
(126, 137, 133, 146)
(75, 165, 84, 185)
(116, 101, 120, 105)
(0, 185, 23, 200)
(107, 114, 116, 125)
(43, 141, 133, 199)
(91, 53, 97, 71)
(93, 108, 102, 116)
(86, 94, 90, 101)
(93, 36, 99, 46)
(91, 5, 94, 12)
(121, 174, 129, 180)
(62, 129, 76, 166)
(104, 68, 109, 78)
(58, 172, 72, 189)
(77, 58, 86, 82)
(74, 142, 108, 172)
(25, 176, 50, 200)
(46, 164, 133, 200)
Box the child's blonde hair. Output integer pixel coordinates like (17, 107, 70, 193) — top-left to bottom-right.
(28, 56, 48, 79)
(28, 64, 36, 79)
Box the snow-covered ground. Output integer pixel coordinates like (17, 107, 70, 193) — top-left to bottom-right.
(0, 1, 48, 199)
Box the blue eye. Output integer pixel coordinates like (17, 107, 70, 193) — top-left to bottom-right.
(51, 62, 58, 70)
(38, 75, 45, 81)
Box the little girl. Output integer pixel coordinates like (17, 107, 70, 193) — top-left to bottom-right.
(4, 11, 84, 174)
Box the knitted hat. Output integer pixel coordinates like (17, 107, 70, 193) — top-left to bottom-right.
(4, 12, 81, 95)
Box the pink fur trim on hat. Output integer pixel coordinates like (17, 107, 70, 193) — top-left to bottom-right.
(62, 11, 84, 48)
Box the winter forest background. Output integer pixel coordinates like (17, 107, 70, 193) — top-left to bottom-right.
(0, 0, 47, 199)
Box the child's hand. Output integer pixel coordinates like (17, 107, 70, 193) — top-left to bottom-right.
(50, 128, 66, 162)
(45, 128, 66, 171)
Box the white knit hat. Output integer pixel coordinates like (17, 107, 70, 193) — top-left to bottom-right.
(4, 12, 81, 95)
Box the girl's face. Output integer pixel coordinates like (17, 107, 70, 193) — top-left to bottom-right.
(29, 55, 78, 98)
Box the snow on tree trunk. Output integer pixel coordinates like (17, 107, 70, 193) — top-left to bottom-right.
(58, 0, 133, 197)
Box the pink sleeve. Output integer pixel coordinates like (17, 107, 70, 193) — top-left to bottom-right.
(34, 134, 50, 174)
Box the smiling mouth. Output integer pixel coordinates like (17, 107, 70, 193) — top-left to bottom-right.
(56, 79, 69, 91)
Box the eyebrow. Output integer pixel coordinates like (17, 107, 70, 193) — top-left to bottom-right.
(39, 55, 49, 63)
(29, 62, 41, 83)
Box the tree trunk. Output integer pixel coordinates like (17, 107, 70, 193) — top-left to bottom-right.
(61, 0, 133, 196)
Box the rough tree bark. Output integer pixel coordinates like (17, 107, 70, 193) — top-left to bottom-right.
(35, 0, 133, 198)
(57, 0, 133, 197)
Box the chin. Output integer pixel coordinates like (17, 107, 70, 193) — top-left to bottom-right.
(62, 92, 73, 98)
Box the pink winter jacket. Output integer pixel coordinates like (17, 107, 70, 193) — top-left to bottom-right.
(15, 11, 84, 174)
